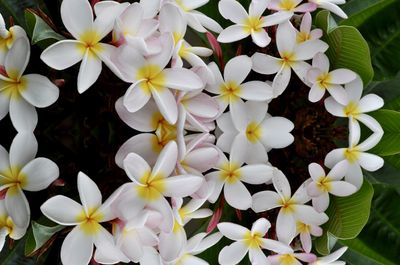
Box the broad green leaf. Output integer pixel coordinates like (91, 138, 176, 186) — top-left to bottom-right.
(0, 0, 38, 26)
(369, 109, 400, 156)
(24, 221, 64, 256)
(315, 11, 374, 85)
(315, 180, 374, 254)
(364, 71, 400, 105)
(24, 10, 64, 45)
(315, 10, 337, 33)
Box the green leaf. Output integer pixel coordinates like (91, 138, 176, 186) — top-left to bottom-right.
(315, 180, 374, 254)
(24, 221, 64, 256)
(0, 0, 38, 26)
(369, 109, 400, 156)
(24, 10, 64, 45)
(315, 10, 374, 85)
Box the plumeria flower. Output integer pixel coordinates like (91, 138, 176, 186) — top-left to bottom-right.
(206, 143, 274, 210)
(122, 141, 203, 232)
(310, 247, 348, 265)
(0, 13, 27, 64)
(0, 133, 59, 229)
(307, 53, 357, 104)
(308, 0, 348, 19)
(165, 0, 223, 33)
(307, 161, 357, 212)
(0, 37, 59, 132)
(268, 0, 317, 15)
(324, 76, 384, 139)
(268, 251, 317, 265)
(218, 0, 292, 47)
(40, 172, 127, 265)
(252, 169, 328, 244)
(296, 12, 323, 43)
(325, 131, 384, 189)
(206, 55, 273, 115)
(295, 221, 323, 253)
(115, 33, 203, 124)
(252, 21, 328, 96)
(0, 199, 26, 251)
(218, 218, 292, 265)
(41, 0, 125, 93)
(217, 101, 294, 164)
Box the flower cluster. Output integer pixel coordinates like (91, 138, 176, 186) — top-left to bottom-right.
(0, 0, 386, 265)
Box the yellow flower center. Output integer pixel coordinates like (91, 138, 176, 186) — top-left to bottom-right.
(151, 113, 177, 152)
(296, 221, 310, 233)
(279, 0, 298, 11)
(246, 122, 263, 143)
(281, 52, 296, 66)
(279, 198, 296, 214)
(77, 30, 104, 56)
(219, 162, 241, 184)
(0, 214, 16, 236)
(220, 81, 241, 103)
(316, 176, 332, 192)
(243, 231, 263, 249)
(297, 31, 310, 43)
(136, 171, 166, 201)
(1, 75, 28, 100)
(316, 73, 332, 89)
(76, 207, 104, 236)
(279, 254, 297, 265)
(136, 64, 166, 94)
(343, 101, 360, 117)
(243, 16, 264, 33)
(344, 147, 360, 164)
(0, 166, 27, 194)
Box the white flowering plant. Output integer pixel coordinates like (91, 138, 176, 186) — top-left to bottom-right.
(0, 0, 399, 264)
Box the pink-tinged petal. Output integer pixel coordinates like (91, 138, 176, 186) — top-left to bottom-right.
(93, 3, 127, 40)
(295, 205, 329, 225)
(273, 65, 291, 96)
(251, 217, 271, 236)
(252, 191, 281, 213)
(309, 83, 326, 103)
(260, 238, 292, 254)
(94, 226, 127, 264)
(159, 3, 186, 35)
(310, 29, 323, 40)
(358, 152, 384, 172)
(260, 117, 294, 149)
(147, 197, 174, 232)
(115, 97, 157, 132)
(148, 33, 174, 70)
(97, 183, 130, 222)
(9, 132, 37, 168)
(329, 69, 357, 84)
(357, 114, 383, 135)
(241, 164, 273, 184)
(294, 253, 317, 263)
(9, 97, 38, 133)
(300, 232, 312, 253)
(324, 96, 346, 117)
(152, 141, 178, 178)
(184, 147, 219, 173)
(300, 12, 312, 33)
(251, 29, 271, 48)
(277, 21, 297, 55)
(5, 186, 30, 228)
(123, 153, 151, 184)
(5, 37, 30, 80)
(185, 93, 219, 119)
(312, 52, 330, 72)
(217, 133, 236, 153)
(40, 40, 84, 70)
(328, 159, 348, 181)
(345, 162, 363, 189)
(358, 94, 384, 113)
(151, 86, 178, 124)
(312, 193, 330, 213)
(219, 241, 248, 265)
(217, 222, 248, 241)
(77, 50, 102, 93)
(20, 158, 59, 191)
(123, 82, 151, 113)
(119, 232, 143, 262)
(61, 0, 93, 39)
(308, 163, 325, 182)
(307, 68, 323, 84)
(193, 12, 223, 33)
(310, 224, 323, 237)
(224, 55, 252, 85)
(330, 181, 357, 197)
(240, 81, 273, 101)
(295, 40, 329, 61)
(218, 0, 248, 24)
(159, 227, 186, 263)
(162, 68, 203, 90)
(217, 25, 249, 43)
(61, 226, 94, 265)
(77, 172, 102, 214)
(276, 210, 296, 245)
(207, 206, 223, 233)
(224, 181, 252, 210)
(163, 175, 203, 197)
(217, 111, 236, 132)
(307, 181, 324, 198)
(19, 74, 59, 108)
(251, 53, 282, 75)
(294, 2, 317, 12)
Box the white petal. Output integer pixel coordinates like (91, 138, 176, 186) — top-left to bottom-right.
(218, 0, 248, 24)
(251, 217, 271, 236)
(224, 55, 252, 85)
(0, 92, 10, 121)
(19, 74, 59, 108)
(356, 114, 383, 135)
(163, 68, 203, 90)
(40, 195, 84, 225)
(40, 40, 84, 70)
(151, 86, 178, 124)
(123, 153, 151, 184)
(260, 238, 292, 253)
(185, 93, 219, 119)
(219, 241, 249, 265)
(327, 84, 348, 105)
(5, 37, 30, 80)
(61, 226, 94, 265)
(324, 148, 346, 169)
(78, 172, 102, 214)
(345, 162, 363, 189)
(324, 97, 346, 117)
(358, 94, 384, 113)
(251, 53, 281, 75)
(308, 83, 326, 103)
(295, 205, 329, 225)
(0, 145, 10, 173)
(61, 0, 93, 39)
(20, 158, 59, 191)
(217, 25, 249, 43)
(312, 193, 330, 213)
(123, 82, 151, 113)
(319, 1, 348, 18)
(308, 163, 325, 182)
(358, 152, 384, 172)
(77, 50, 102, 93)
(249, 247, 269, 264)
(260, 117, 294, 149)
(217, 222, 248, 241)
(273, 65, 291, 96)
(329, 69, 357, 84)
(312, 52, 330, 73)
(9, 98, 38, 132)
(224, 181, 252, 210)
(261, 11, 292, 27)
(276, 210, 296, 245)
(240, 81, 273, 101)
(94, 226, 126, 264)
(300, 232, 312, 253)
(277, 21, 296, 55)
(5, 187, 30, 228)
(295, 40, 328, 61)
(9, 132, 37, 167)
(251, 191, 281, 213)
(163, 175, 203, 197)
(184, 147, 219, 173)
(159, 228, 186, 263)
(330, 181, 357, 197)
(291, 61, 312, 84)
(152, 141, 178, 178)
(115, 97, 157, 132)
(148, 33, 174, 70)
(318, 247, 348, 263)
(291, 181, 311, 204)
(273, 170, 291, 199)
(240, 164, 273, 184)
(217, 133, 236, 153)
(327, 159, 348, 181)
(251, 29, 271, 48)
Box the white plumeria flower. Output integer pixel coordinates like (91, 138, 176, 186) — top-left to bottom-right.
(307, 53, 357, 104)
(296, 12, 323, 43)
(325, 131, 384, 189)
(41, 172, 127, 265)
(308, 0, 348, 19)
(0, 37, 59, 132)
(0, 133, 59, 229)
(112, 2, 160, 55)
(310, 246, 348, 265)
(217, 0, 292, 47)
(324, 76, 384, 141)
(206, 55, 273, 115)
(0, 14, 27, 64)
(40, 0, 125, 93)
(268, 251, 317, 265)
(164, 0, 223, 33)
(218, 218, 292, 265)
(268, 0, 317, 15)
(252, 21, 328, 97)
(252, 170, 328, 244)
(307, 160, 357, 212)
(122, 141, 203, 232)
(217, 101, 294, 164)
(172, 197, 213, 227)
(295, 220, 323, 253)
(0, 199, 26, 251)
(171, 232, 223, 265)
(115, 33, 203, 124)
(206, 144, 274, 210)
